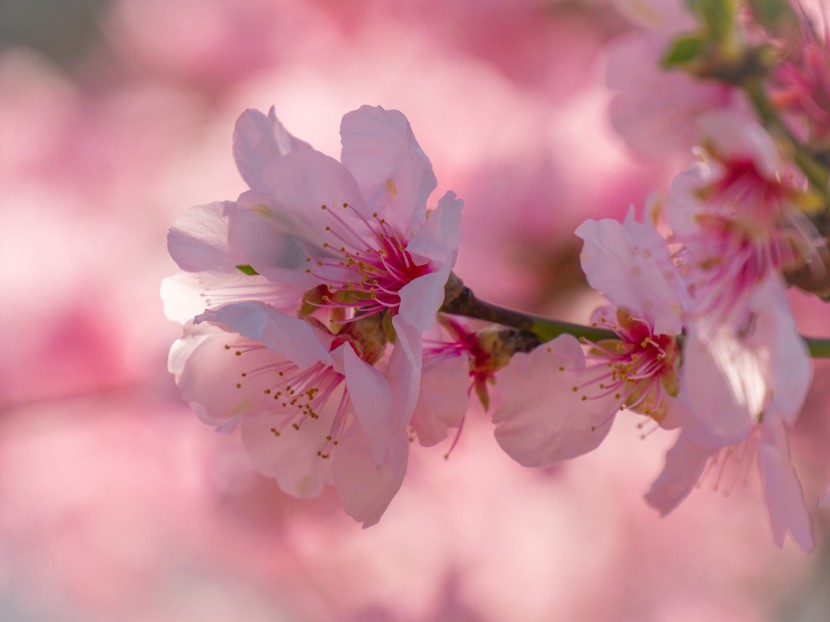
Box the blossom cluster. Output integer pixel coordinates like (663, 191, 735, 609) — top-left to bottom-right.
(164, 0, 830, 549)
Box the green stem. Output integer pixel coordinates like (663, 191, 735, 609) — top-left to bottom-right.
(441, 280, 619, 344)
(441, 276, 830, 358)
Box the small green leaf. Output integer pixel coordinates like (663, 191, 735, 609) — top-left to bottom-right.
(685, 0, 736, 41)
(662, 34, 705, 67)
(235, 264, 259, 276)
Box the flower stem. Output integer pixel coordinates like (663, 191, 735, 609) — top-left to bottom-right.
(440, 274, 617, 344)
(441, 273, 830, 358)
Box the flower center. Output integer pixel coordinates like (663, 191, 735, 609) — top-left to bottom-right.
(681, 158, 823, 316)
(570, 308, 678, 423)
(305, 202, 431, 321)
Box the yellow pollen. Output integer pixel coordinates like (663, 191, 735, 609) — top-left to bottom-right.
(270, 427, 281, 437)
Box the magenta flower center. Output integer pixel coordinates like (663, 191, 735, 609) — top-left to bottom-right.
(570, 310, 677, 422)
(306, 203, 431, 320)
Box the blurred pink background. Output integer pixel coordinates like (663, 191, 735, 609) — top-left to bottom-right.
(2, 1, 830, 620)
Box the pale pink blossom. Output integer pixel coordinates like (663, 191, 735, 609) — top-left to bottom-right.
(493, 211, 687, 467)
(227, 105, 462, 333)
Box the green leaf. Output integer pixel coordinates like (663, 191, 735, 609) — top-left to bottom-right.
(746, 0, 797, 35)
(235, 264, 259, 276)
(662, 34, 705, 67)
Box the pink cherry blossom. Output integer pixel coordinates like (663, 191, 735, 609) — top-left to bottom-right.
(228, 105, 462, 332)
(493, 211, 687, 467)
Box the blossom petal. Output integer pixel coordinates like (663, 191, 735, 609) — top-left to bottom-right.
(333, 427, 408, 528)
(680, 324, 758, 447)
(645, 433, 710, 516)
(233, 106, 311, 191)
(406, 190, 463, 264)
(387, 316, 422, 433)
(575, 215, 684, 335)
(758, 421, 814, 551)
(750, 279, 812, 427)
(240, 410, 333, 499)
(161, 270, 293, 325)
(341, 342, 394, 464)
(697, 111, 784, 178)
(493, 335, 619, 467)
(197, 301, 331, 368)
(411, 354, 469, 447)
(167, 202, 240, 273)
(169, 323, 282, 426)
(340, 105, 437, 235)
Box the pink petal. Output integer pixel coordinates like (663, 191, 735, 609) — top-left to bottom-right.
(397, 267, 450, 333)
(406, 190, 463, 265)
(230, 191, 323, 292)
(232, 107, 311, 191)
(169, 323, 283, 426)
(161, 270, 290, 325)
(749, 278, 812, 427)
(341, 342, 394, 464)
(665, 162, 710, 238)
(340, 105, 437, 235)
(492, 335, 619, 467)
(645, 433, 711, 516)
(198, 301, 331, 368)
(410, 354, 469, 447)
(680, 323, 759, 447)
(697, 111, 784, 178)
(758, 421, 814, 551)
(333, 426, 409, 528)
(167, 201, 239, 273)
(387, 316, 423, 433)
(240, 410, 333, 499)
(575, 215, 684, 335)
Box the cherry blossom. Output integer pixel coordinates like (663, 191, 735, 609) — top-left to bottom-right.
(492, 210, 687, 466)
(666, 111, 826, 319)
(227, 104, 462, 333)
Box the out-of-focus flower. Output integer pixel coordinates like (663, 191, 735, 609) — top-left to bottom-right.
(492, 210, 687, 466)
(647, 277, 815, 551)
(606, 0, 742, 160)
(666, 111, 826, 319)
